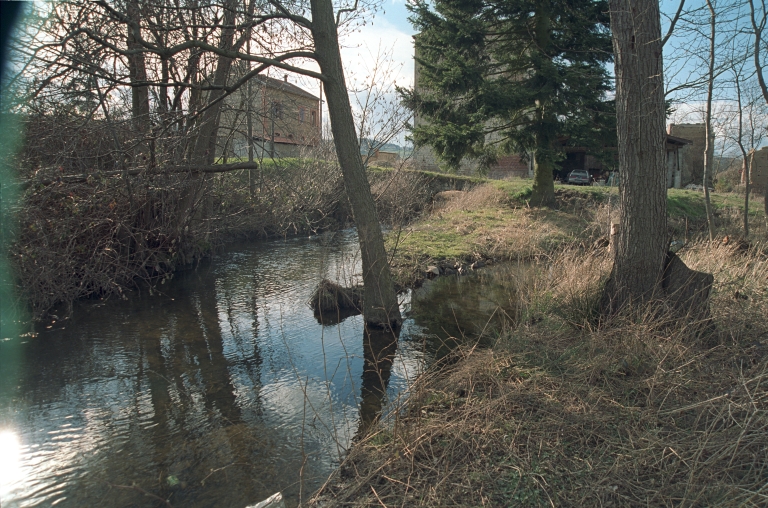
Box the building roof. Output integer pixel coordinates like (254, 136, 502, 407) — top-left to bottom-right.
(253, 75, 320, 101)
(666, 134, 693, 146)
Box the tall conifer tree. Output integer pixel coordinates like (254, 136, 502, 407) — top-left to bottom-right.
(404, 0, 613, 206)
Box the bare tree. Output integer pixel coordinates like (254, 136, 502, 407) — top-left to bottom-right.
(703, 0, 716, 241)
(603, 0, 714, 318)
(9, 0, 402, 326)
(348, 43, 410, 167)
(309, 0, 401, 327)
(725, 59, 767, 238)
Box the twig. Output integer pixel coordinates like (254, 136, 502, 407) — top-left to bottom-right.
(370, 485, 388, 507)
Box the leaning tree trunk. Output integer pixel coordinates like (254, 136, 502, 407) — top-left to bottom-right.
(748, 0, 768, 220)
(175, 0, 240, 253)
(309, 0, 402, 328)
(602, 0, 669, 312)
(190, 0, 238, 164)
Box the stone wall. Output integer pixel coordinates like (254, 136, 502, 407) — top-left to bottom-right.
(411, 145, 532, 179)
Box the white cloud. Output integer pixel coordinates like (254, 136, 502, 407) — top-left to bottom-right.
(339, 18, 415, 89)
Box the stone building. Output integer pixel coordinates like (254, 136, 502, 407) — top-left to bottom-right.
(218, 74, 322, 160)
(747, 147, 768, 191)
(667, 123, 708, 187)
(366, 150, 399, 166)
(665, 134, 693, 188)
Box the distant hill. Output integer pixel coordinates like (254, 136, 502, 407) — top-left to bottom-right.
(359, 138, 413, 158)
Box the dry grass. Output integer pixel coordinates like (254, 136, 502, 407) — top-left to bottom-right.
(308, 243, 768, 507)
(386, 185, 609, 289)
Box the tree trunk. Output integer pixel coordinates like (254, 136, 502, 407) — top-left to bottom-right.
(176, 0, 239, 245)
(744, 156, 751, 237)
(190, 0, 239, 164)
(531, 154, 555, 207)
(703, 0, 716, 242)
(127, 0, 150, 135)
(528, 7, 556, 208)
(309, 0, 402, 328)
(530, 130, 556, 207)
(735, 70, 751, 238)
(246, 38, 256, 199)
(747, 0, 768, 220)
(602, 0, 668, 312)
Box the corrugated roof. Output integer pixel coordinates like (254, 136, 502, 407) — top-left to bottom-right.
(253, 75, 320, 101)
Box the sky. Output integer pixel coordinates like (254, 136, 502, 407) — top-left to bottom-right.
(332, 0, 767, 152)
(338, 0, 687, 93)
(339, 0, 416, 88)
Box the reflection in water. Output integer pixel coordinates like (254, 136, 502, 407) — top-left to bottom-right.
(0, 232, 526, 508)
(408, 265, 523, 359)
(357, 327, 400, 438)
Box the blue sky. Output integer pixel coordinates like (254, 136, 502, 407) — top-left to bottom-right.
(345, 0, 690, 90)
(295, 0, 759, 150)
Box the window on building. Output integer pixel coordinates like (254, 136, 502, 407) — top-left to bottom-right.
(311, 110, 316, 126)
(299, 108, 305, 123)
(272, 102, 283, 120)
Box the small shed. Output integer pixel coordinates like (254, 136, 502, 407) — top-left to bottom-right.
(665, 134, 692, 189)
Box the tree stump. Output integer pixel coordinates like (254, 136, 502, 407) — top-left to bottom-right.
(309, 279, 363, 314)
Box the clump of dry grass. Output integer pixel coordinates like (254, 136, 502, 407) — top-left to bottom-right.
(433, 185, 510, 213)
(308, 243, 768, 507)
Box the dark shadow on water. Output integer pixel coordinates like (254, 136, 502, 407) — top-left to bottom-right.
(313, 306, 362, 326)
(356, 326, 400, 439)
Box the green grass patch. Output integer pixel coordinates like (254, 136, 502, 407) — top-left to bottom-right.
(667, 189, 707, 218)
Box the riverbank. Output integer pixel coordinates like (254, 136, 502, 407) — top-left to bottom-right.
(10, 161, 467, 319)
(309, 183, 768, 506)
(387, 181, 767, 288)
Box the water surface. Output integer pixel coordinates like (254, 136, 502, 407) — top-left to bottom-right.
(0, 231, 520, 507)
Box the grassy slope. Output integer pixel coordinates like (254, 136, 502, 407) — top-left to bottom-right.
(308, 181, 768, 507)
(387, 180, 766, 286)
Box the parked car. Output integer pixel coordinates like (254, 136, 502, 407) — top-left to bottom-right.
(567, 169, 590, 186)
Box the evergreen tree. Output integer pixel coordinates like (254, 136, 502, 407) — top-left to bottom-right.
(403, 0, 613, 206)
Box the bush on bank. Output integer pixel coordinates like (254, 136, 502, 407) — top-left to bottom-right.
(9, 156, 433, 319)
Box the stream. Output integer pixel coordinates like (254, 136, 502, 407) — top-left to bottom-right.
(0, 230, 522, 507)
